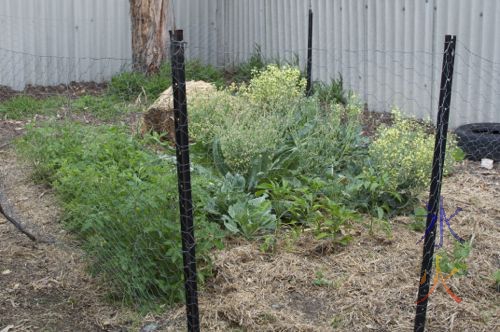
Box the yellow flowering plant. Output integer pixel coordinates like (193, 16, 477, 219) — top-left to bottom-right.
(366, 109, 461, 193)
(239, 64, 307, 114)
(188, 65, 306, 175)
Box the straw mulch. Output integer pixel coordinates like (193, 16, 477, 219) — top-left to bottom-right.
(141, 81, 215, 141)
(160, 160, 499, 331)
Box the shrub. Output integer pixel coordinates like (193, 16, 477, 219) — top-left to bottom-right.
(239, 64, 307, 114)
(188, 88, 284, 175)
(187, 90, 238, 143)
(286, 96, 367, 176)
(189, 66, 302, 174)
(16, 122, 223, 305)
(218, 108, 284, 173)
(188, 67, 366, 178)
(366, 109, 460, 193)
(344, 109, 464, 217)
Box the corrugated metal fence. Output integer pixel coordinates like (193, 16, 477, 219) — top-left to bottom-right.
(0, 0, 132, 90)
(174, 0, 500, 127)
(1, 0, 499, 127)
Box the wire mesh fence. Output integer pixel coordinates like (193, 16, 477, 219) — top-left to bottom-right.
(0, 3, 499, 332)
(414, 34, 457, 332)
(170, 29, 200, 331)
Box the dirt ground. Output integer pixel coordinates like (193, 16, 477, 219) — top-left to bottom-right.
(1, 118, 499, 331)
(0, 119, 147, 332)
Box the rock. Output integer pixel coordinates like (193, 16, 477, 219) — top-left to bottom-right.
(141, 80, 216, 142)
(140, 323, 159, 332)
(480, 158, 494, 170)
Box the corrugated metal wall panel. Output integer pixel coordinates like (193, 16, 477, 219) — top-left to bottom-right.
(221, 0, 309, 68)
(429, 0, 500, 126)
(171, 0, 219, 66)
(186, 0, 498, 128)
(0, 0, 132, 90)
(359, 0, 437, 122)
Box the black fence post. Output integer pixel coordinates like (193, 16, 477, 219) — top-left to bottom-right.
(170, 29, 200, 332)
(414, 35, 456, 332)
(305, 7, 313, 96)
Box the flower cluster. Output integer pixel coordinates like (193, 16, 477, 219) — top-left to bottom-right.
(188, 65, 306, 173)
(239, 64, 307, 114)
(367, 109, 460, 192)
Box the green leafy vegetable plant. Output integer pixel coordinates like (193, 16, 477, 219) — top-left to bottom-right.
(222, 194, 277, 239)
(437, 241, 472, 276)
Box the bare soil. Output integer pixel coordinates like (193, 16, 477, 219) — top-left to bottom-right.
(0, 151, 141, 331)
(1, 118, 498, 331)
(360, 109, 394, 137)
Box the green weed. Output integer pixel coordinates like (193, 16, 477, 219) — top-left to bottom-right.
(313, 270, 333, 287)
(0, 95, 66, 119)
(16, 122, 223, 306)
(493, 270, 500, 291)
(71, 95, 138, 120)
(313, 75, 347, 106)
(410, 206, 428, 232)
(259, 234, 277, 253)
(437, 241, 472, 276)
(108, 60, 224, 103)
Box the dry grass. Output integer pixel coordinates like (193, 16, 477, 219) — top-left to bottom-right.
(141, 81, 215, 141)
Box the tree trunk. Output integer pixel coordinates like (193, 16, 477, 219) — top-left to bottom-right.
(130, 0, 169, 74)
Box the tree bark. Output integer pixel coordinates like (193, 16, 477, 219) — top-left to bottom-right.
(130, 0, 169, 74)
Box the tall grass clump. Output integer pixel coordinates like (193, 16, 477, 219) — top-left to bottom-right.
(16, 122, 223, 306)
(231, 46, 266, 83)
(313, 75, 348, 106)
